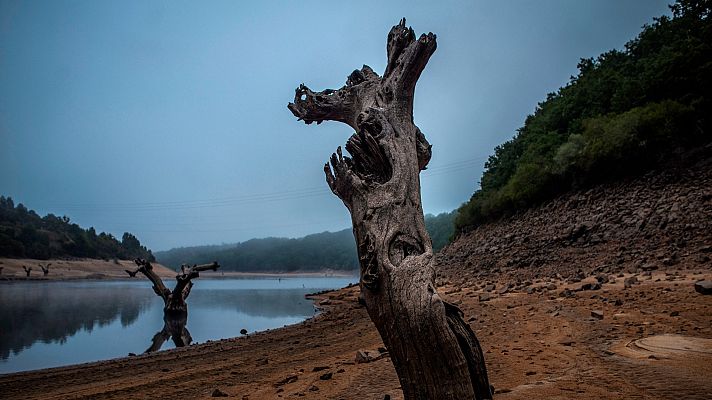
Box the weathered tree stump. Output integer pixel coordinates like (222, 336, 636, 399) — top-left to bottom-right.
(127, 259, 219, 315)
(39, 263, 51, 276)
(288, 19, 492, 400)
(22, 265, 31, 277)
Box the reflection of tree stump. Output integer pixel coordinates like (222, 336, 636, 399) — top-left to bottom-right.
(145, 314, 192, 353)
(22, 266, 31, 277)
(126, 259, 219, 315)
(288, 19, 491, 399)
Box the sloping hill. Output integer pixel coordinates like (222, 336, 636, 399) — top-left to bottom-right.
(436, 146, 712, 285)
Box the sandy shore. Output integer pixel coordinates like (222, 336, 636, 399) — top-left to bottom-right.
(1, 266, 710, 399)
(0, 258, 176, 280)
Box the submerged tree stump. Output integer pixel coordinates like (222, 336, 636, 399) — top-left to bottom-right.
(127, 259, 219, 315)
(288, 19, 492, 400)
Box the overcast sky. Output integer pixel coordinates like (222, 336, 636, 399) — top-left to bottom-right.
(0, 0, 672, 251)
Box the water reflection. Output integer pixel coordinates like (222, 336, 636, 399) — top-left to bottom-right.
(0, 277, 355, 374)
(146, 315, 191, 353)
(0, 282, 153, 360)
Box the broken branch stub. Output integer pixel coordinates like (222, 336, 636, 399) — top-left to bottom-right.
(288, 18, 492, 400)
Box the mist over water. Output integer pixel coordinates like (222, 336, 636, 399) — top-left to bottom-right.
(0, 277, 355, 374)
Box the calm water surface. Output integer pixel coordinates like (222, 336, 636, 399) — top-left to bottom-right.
(0, 276, 356, 374)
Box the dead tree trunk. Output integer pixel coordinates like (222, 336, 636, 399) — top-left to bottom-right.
(22, 266, 31, 277)
(128, 259, 219, 315)
(39, 263, 51, 276)
(288, 19, 492, 400)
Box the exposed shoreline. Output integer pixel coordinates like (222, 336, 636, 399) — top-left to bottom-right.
(1, 266, 710, 399)
(0, 258, 357, 282)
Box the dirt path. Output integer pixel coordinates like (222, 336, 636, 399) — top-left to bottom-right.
(1, 268, 710, 399)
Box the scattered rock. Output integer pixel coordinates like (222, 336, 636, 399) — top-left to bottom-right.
(212, 388, 229, 397)
(355, 349, 384, 363)
(319, 299, 331, 305)
(319, 372, 333, 380)
(479, 293, 492, 302)
(312, 366, 329, 372)
(591, 310, 604, 320)
(240, 329, 248, 335)
(694, 281, 712, 295)
(274, 374, 298, 387)
(624, 276, 638, 289)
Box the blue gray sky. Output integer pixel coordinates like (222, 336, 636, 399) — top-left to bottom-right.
(0, 0, 672, 251)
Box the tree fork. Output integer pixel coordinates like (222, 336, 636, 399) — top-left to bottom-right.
(288, 18, 492, 400)
(128, 259, 219, 315)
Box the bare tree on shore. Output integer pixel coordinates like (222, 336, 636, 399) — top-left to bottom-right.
(39, 263, 51, 276)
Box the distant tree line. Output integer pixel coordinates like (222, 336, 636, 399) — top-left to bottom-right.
(0, 196, 155, 261)
(156, 211, 455, 272)
(455, 0, 711, 233)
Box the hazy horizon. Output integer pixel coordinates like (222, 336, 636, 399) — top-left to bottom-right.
(0, 0, 672, 251)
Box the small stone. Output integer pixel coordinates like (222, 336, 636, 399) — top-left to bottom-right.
(319, 372, 333, 380)
(591, 310, 604, 320)
(624, 276, 638, 289)
(670, 311, 680, 317)
(319, 299, 331, 305)
(312, 366, 329, 372)
(479, 293, 492, 302)
(274, 374, 298, 387)
(212, 388, 229, 397)
(694, 281, 712, 295)
(525, 371, 536, 376)
(309, 385, 319, 391)
(356, 350, 379, 363)
(240, 329, 248, 335)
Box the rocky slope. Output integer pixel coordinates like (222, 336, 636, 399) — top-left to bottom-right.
(437, 147, 712, 289)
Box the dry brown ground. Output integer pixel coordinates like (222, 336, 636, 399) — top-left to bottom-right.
(1, 267, 710, 400)
(0, 258, 175, 280)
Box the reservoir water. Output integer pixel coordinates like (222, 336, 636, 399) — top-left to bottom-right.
(0, 276, 356, 374)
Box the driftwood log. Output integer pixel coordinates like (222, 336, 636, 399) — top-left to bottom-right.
(288, 19, 492, 399)
(127, 259, 219, 315)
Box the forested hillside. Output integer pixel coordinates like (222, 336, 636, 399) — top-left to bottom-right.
(0, 196, 155, 261)
(156, 211, 455, 272)
(455, 0, 711, 233)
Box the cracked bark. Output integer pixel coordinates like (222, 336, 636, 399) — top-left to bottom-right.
(128, 259, 219, 315)
(288, 18, 492, 400)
